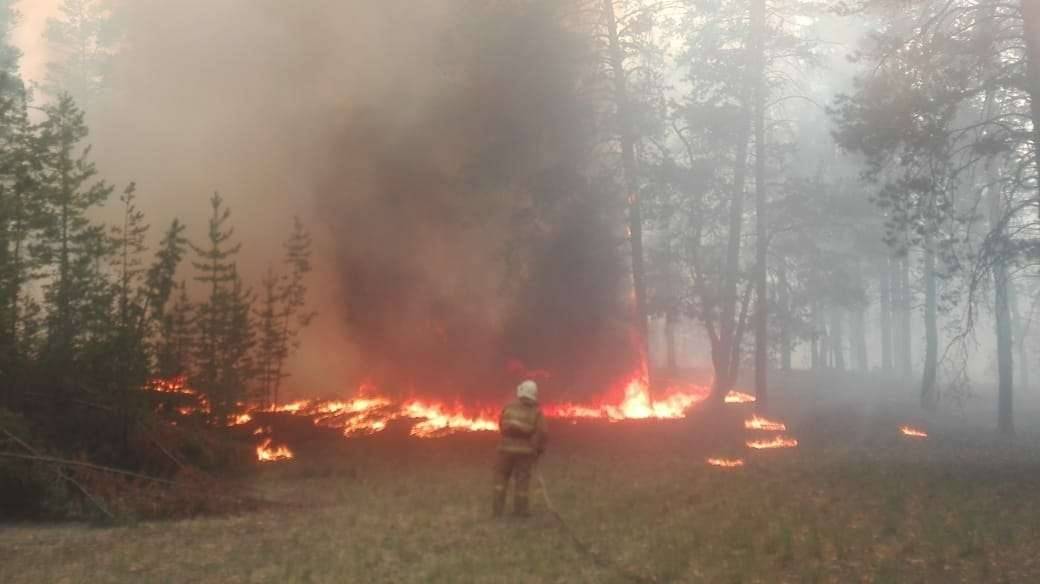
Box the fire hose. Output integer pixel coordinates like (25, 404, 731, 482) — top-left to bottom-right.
(535, 471, 659, 584)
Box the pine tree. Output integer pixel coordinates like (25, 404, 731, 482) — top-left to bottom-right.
(273, 218, 314, 404)
(156, 281, 194, 379)
(253, 266, 284, 407)
(190, 192, 248, 421)
(32, 93, 113, 372)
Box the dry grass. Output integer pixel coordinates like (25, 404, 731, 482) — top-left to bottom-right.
(5, 383, 1040, 583)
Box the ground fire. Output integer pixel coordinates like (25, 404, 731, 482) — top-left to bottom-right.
(745, 415, 786, 432)
(900, 425, 928, 438)
(706, 458, 745, 468)
(746, 436, 799, 449)
(150, 366, 731, 461)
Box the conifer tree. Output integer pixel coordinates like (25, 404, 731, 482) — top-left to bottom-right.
(191, 192, 249, 420)
(32, 93, 113, 372)
(156, 281, 194, 379)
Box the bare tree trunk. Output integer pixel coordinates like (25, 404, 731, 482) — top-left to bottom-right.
(603, 0, 651, 392)
(879, 258, 893, 371)
(986, 175, 1015, 433)
(852, 308, 868, 372)
(778, 266, 791, 371)
(995, 257, 1014, 435)
(921, 242, 938, 410)
(1009, 282, 1029, 391)
(898, 255, 913, 378)
(751, 0, 768, 406)
(831, 309, 845, 372)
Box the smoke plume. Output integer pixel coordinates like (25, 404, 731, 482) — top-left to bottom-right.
(83, 0, 638, 401)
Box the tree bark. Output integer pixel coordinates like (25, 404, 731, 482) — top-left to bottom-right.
(603, 0, 651, 392)
(921, 243, 938, 410)
(879, 257, 893, 371)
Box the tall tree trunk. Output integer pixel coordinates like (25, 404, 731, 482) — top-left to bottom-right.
(852, 307, 868, 372)
(1009, 282, 1029, 391)
(879, 258, 893, 371)
(665, 308, 678, 378)
(898, 255, 913, 378)
(921, 243, 938, 410)
(603, 0, 651, 392)
(987, 178, 1015, 434)
(712, 2, 758, 400)
(995, 257, 1015, 435)
(778, 266, 791, 371)
(831, 309, 845, 372)
(751, 0, 768, 406)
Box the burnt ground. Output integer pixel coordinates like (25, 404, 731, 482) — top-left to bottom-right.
(4, 371, 1040, 583)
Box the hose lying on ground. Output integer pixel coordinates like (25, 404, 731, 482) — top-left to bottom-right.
(535, 471, 660, 584)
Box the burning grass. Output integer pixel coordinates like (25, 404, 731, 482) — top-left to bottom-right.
(746, 435, 799, 449)
(7, 409, 1040, 584)
(900, 425, 929, 438)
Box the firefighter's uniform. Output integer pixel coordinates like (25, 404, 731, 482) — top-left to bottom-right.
(492, 380, 548, 517)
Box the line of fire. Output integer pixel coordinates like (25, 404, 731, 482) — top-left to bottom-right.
(5, 1, 1040, 582)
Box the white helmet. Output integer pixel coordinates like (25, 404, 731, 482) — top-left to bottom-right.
(517, 380, 538, 402)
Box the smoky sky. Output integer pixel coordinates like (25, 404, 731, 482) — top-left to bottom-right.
(72, 0, 639, 401)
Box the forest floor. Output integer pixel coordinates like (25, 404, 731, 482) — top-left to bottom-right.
(4, 373, 1040, 583)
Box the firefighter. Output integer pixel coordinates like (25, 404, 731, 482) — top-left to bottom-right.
(492, 379, 548, 517)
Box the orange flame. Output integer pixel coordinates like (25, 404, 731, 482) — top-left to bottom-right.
(747, 436, 798, 449)
(230, 413, 252, 426)
(149, 364, 716, 441)
(548, 377, 710, 421)
(900, 425, 928, 438)
(403, 401, 498, 437)
(744, 415, 786, 432)
(725, 391, 756, 404)
(706, 457, 745, 468)
(256, 438, 294, 462)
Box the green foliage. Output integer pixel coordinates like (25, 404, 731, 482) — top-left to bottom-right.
(190, 193, 254, 421)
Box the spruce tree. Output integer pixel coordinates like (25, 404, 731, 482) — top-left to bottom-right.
(190, 192, 249, 421)
(32, 93, 113, 373)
